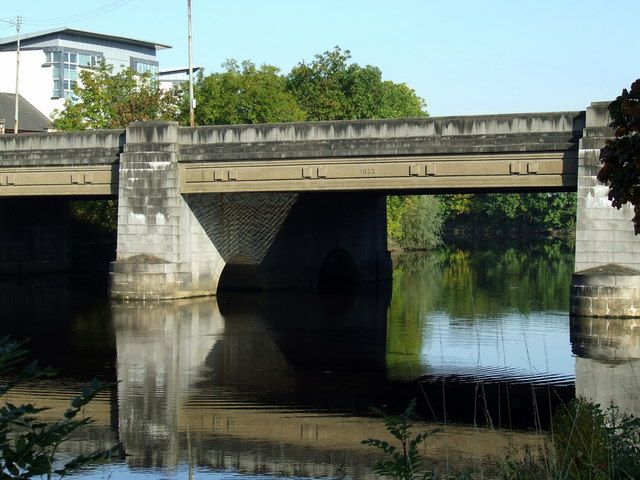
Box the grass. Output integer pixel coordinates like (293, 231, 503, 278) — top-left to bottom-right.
(362, 398, 640, 480)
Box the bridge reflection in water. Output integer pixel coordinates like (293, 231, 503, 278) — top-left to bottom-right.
(3, 276, 640, 478)
(572, 316, 640, 418)
(110, 292, 547, 478)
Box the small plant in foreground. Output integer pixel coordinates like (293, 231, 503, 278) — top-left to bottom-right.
(552, 398, 640, 480)
(362, 399, 441, 480)
(500, 398, 640, 480)
(0, 336, 123, 478)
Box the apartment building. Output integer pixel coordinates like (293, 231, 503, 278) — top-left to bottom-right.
(0, 27, 170, 119)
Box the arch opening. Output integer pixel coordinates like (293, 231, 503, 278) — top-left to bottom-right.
(218, 257, 266, 292)
(317, 249, 359, 293)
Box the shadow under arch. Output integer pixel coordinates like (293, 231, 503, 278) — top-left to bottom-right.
(317, 248, 359, 295)
(218, 256, 267, 291)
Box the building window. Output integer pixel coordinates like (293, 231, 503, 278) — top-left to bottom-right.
(132, 60, 158, 76)
(46, 50, 99, 98)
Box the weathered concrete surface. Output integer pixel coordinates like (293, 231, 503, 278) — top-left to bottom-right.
(0, 197, 70, 274)
(571, 264, 640, 318)
(571, 102, 640, 317)
(178, 112, 584, 159)
(574, 102, 640, 271)
(0, 129, 121, 196)
(110, 122, 224, 300)
(0, 112, 584, 197)
(179, 112, 584, 194)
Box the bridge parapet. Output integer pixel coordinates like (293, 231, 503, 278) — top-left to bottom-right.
(0, 129, 122, 196)
(0, 129, 123, 166)
(178, 112, 585, 161)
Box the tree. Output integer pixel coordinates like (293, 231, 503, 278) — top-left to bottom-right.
(287, 47, 426, 121)
(52, 61, 180, 130)
(597, 79, 640, 234)
(185, 60, 306, 125)
(387, 196, 444, 250)
(438, 192, 577, 241)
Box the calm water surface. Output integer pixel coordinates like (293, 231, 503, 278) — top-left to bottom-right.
(1, 244, 639, 479)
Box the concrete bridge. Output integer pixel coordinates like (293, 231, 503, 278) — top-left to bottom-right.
(0, 101, 636, 301)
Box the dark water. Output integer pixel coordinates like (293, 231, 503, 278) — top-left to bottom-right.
(1, 244, 639, 479)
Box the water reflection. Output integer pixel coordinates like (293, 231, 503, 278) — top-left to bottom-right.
(571, 316, 640, 418)
(111, 292, 544, 478)
(5, 245, 640, 479)
(112, 299, 224, 469)
(387, 246, 575, 429)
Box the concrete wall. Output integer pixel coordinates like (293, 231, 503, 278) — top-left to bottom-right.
(575, 102, 640, 271)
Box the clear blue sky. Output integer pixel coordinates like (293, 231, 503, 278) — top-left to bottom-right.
(1, 0, 638, 116)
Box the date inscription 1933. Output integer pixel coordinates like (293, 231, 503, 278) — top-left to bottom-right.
(360, 168, 376, 175)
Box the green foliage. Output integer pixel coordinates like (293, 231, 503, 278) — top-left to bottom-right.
(70, 200, 117, 232)
(598, 79, 640, 234)
(287, 47, 427, 121)
(439, 192, 577, 239)
(387, 196, 444, 250)
(500, 398, 640, 480)
(52, 61, 180, 130)
(0, 337, 123, 478)
(186, 60, 306, 125)
(187, 47, 426, 125)
(552, 399, 640, 480)
(362, 399, 441, 480)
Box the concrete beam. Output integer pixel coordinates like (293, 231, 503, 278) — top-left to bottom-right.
(180, 151, 577, 194)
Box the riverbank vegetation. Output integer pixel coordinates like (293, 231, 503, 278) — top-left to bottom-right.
(364, 398, 640, 480)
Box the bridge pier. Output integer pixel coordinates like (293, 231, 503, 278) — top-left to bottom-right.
(110, 122, 223, 300)
(571, 102, 640, 317)
(109, 122, 390, 300)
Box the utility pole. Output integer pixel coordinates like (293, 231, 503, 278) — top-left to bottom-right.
(13, 16, 21, 134)
(187, 0, 195, 127)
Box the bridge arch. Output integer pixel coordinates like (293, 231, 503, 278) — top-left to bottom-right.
(318, 248, 359, 292)
(217, 256, 267, 291)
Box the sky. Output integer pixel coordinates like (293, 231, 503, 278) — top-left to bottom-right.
(1, 0, 638, 117)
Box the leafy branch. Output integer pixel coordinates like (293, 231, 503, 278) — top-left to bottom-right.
(0, 336, 124, 479)
(362, 399, 441, 480)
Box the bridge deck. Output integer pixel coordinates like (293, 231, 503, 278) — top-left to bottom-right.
(0, 112, 584, 197)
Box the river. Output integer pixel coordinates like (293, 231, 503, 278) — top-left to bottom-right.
(1, 243, 639, 479)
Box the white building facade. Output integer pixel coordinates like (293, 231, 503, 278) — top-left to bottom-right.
(0, 28, 170, 119)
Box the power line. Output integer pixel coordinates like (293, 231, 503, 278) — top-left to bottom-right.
(3, 0, 133, 28)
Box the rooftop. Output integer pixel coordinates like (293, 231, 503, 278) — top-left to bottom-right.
(0, 93, 53, 133)
(0, 27, 171, 50)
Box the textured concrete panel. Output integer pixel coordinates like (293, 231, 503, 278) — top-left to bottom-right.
(184, 192, 298, 265)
